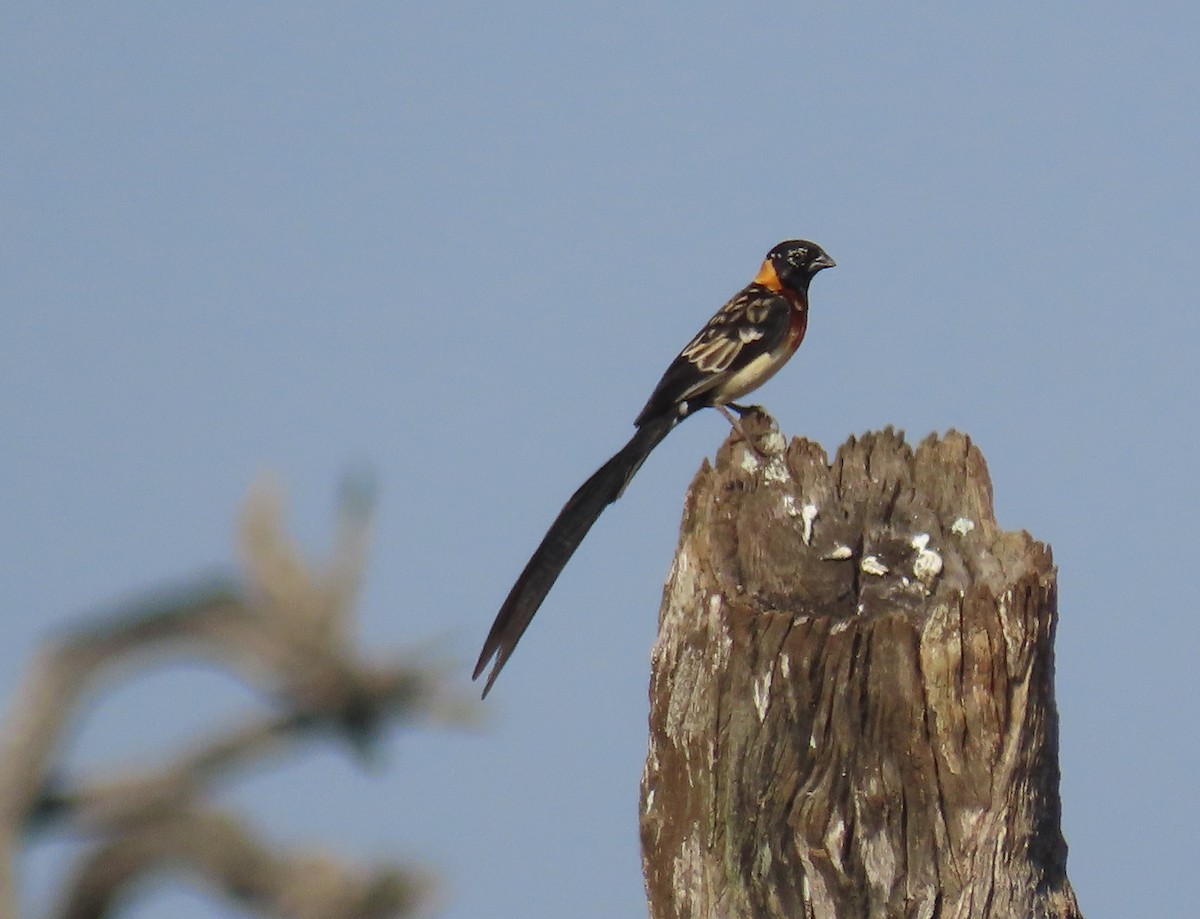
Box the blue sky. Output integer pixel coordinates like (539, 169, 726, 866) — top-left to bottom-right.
(3, 3, 1198, 917)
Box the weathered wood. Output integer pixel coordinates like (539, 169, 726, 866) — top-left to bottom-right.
(640, 416, 1081, 919)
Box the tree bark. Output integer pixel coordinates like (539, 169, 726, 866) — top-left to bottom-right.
(640, 417, 1081, 919)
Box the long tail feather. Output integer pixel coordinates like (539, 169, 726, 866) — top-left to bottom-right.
(473, 413, 677, 696)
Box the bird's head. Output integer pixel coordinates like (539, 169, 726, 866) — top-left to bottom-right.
(755, 240, 835, 293)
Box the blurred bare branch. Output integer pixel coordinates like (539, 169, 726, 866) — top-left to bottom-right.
(0, 476, 467, 918)
(55, 805, 433, 919)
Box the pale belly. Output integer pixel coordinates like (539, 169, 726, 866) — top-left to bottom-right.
(712, 346, 790, 404)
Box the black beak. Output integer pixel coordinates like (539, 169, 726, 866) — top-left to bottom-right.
(813, 253, 836, 271)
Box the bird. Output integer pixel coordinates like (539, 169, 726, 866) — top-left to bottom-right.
(473, 239, 835, 697)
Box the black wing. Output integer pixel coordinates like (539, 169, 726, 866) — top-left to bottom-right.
(634, 286, 792, 425)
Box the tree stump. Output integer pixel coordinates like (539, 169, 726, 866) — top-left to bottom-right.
(640, 416, 1081, 919)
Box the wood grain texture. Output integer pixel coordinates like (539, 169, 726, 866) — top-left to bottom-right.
(641, 416, 1081, 919)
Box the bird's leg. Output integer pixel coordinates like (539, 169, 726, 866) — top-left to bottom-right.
(717, 403, 770, 457)
(725, 401, 764, 416)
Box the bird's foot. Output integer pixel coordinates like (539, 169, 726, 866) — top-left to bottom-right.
(725, 402, 765, 418)
(717, 403, 773, 457)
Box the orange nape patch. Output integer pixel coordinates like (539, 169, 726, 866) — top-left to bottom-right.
(753, 259, 783, 291)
